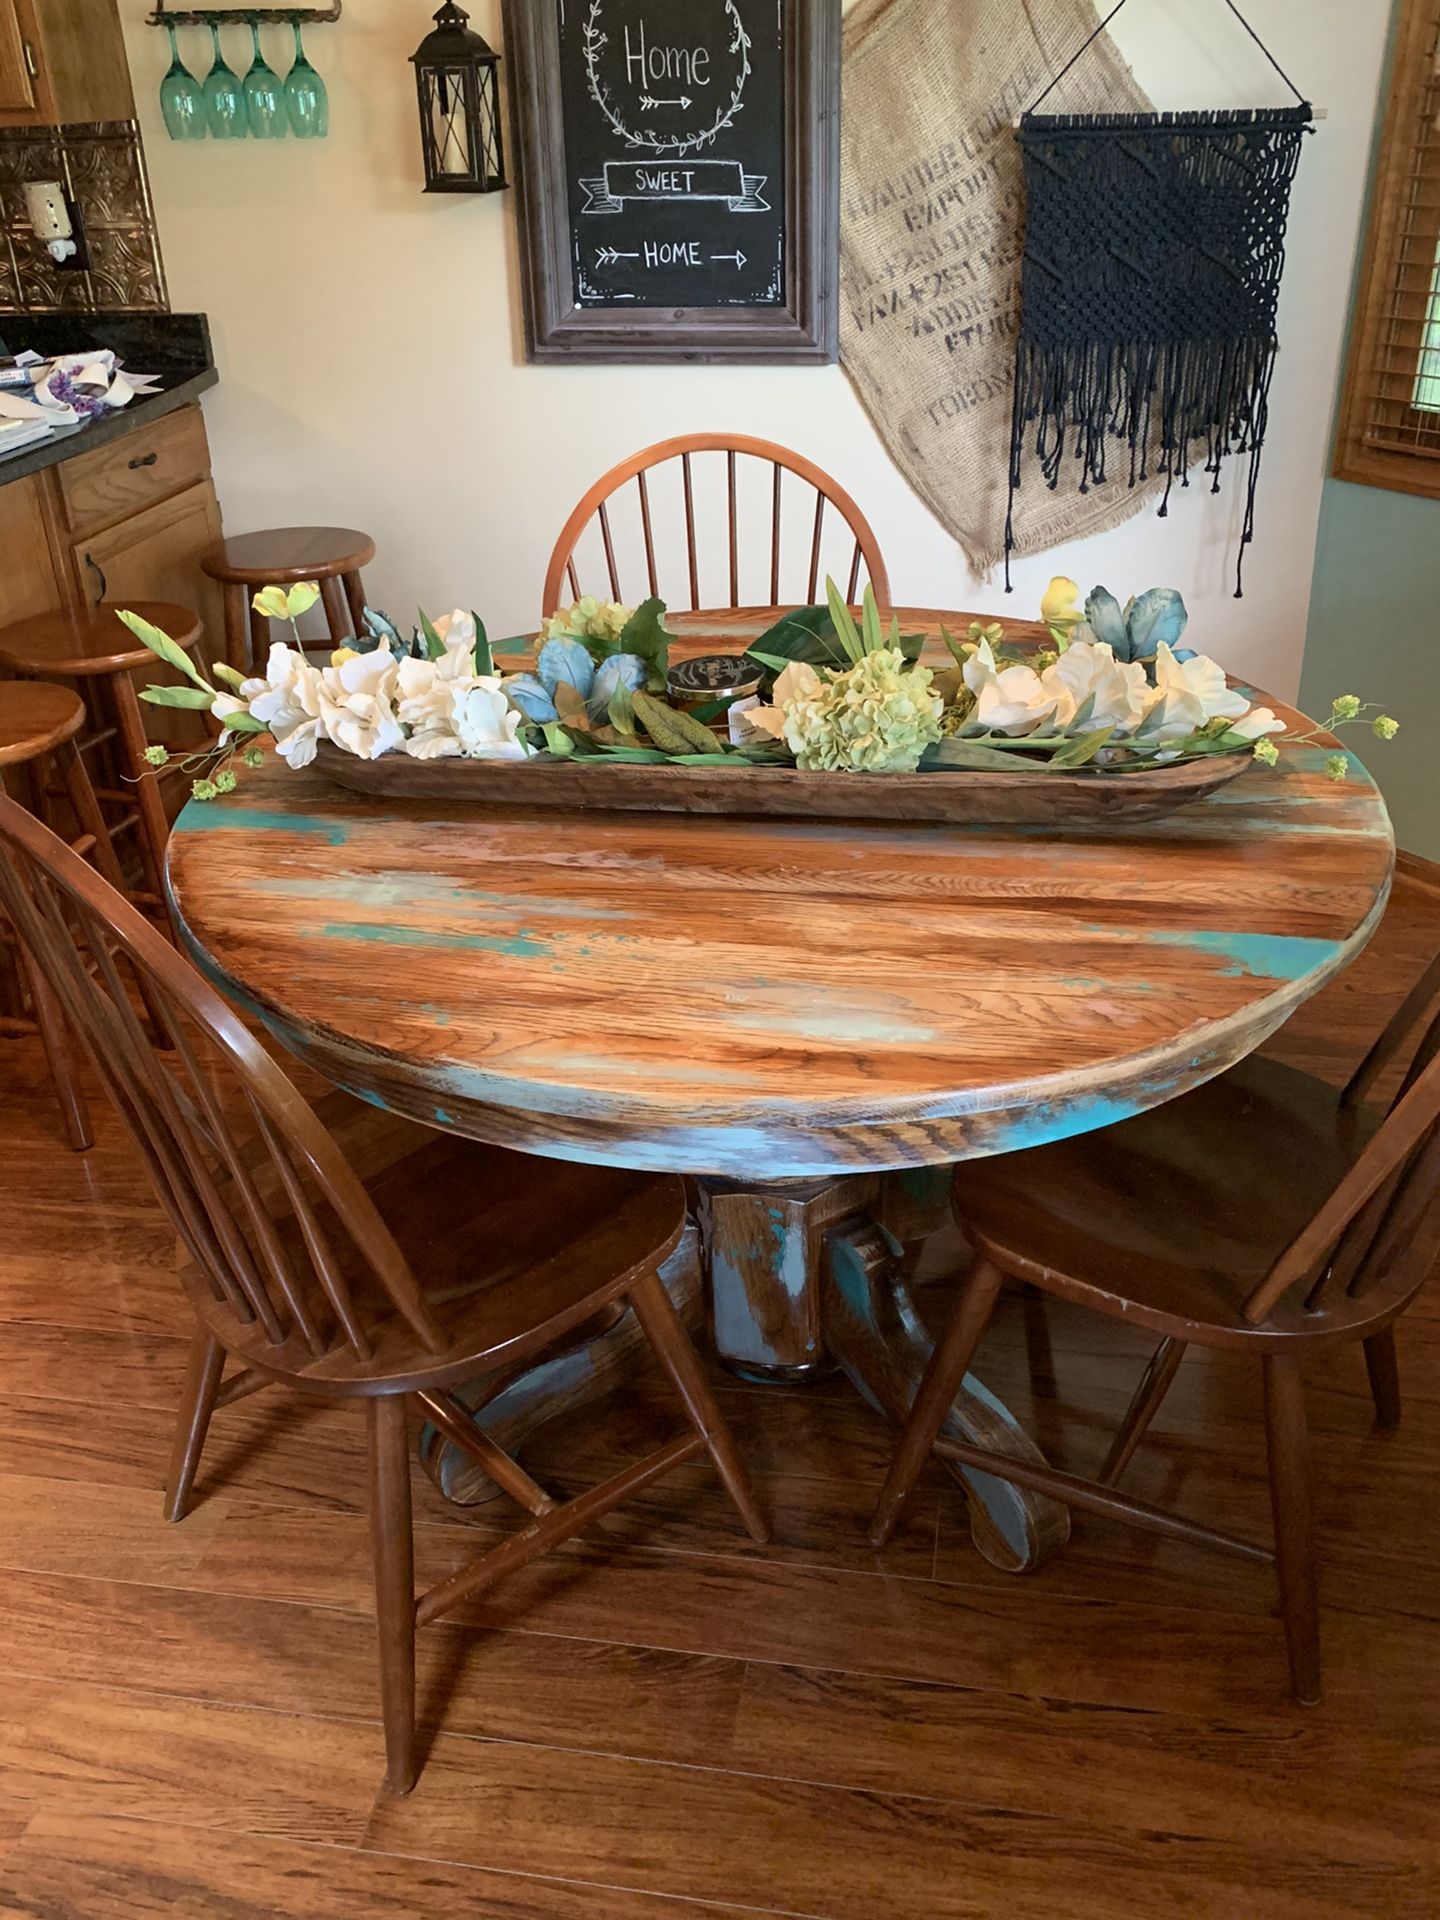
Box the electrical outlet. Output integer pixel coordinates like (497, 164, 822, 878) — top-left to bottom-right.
(22, 179, 85, 267)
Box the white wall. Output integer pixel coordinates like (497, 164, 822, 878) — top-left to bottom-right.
(123, 0, 1388, 696)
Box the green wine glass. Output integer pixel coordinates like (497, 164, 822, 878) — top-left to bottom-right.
(284, 20, 328, 139)
(202, 22, 247, 138)
(159, 24, 206, 141)
(244, 21, 286, 138)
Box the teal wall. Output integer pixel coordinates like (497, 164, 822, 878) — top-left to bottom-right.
(1302, 481, 1439, 861)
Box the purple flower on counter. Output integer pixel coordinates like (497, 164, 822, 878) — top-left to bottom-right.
(45, 369, 110, 419)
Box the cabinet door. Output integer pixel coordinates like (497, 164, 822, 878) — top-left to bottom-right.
(0, 472, 62, 625)
(71, 477, 225, 644)
(0, 0, 39, 115)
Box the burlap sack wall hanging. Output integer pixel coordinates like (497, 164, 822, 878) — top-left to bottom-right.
(840, 0, 1159, 577)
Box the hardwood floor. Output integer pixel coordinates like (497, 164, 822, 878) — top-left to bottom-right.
(0, 858, 1435, 1919)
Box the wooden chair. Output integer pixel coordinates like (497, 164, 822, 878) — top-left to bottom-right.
(869, 958, 1440, 1705)
(0, 603, 209, 914)
(200, 527, 376, 674)
(542, 434, 892, 618)
(0, 682, 131, 1150)
(0, 795, 767, 1794)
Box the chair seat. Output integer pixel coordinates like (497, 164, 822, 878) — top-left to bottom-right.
(0, 683, 85, 767)
(181, 1091, 687, 1394)
(0, 603, 201, 678)
(201, 527, 376, 584)
(954, 1055, 1388, 1347)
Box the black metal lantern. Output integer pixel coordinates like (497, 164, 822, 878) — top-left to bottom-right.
(411, 2, 507, 195)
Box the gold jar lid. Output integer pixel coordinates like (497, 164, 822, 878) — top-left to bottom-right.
(667, 653, 765, 713)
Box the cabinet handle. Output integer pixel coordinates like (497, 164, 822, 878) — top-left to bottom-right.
(84, 553, 108, 604)
(127, 452, 158, 471)
(22, 41, 37, 77)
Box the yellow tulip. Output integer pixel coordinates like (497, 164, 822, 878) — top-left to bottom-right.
(252, 585, 291, 620)
(285, 581, 321, 618)
(1040, 576, 1081, 627)
(331, 646, 359, 667)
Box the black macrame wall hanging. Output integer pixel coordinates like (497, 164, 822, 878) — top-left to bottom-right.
(1005, 0, 1314, 596)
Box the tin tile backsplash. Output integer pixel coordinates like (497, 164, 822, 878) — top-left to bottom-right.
(0, 121, 168, 313)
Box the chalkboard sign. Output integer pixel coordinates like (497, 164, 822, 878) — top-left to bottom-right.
(506, 0, 839, 362)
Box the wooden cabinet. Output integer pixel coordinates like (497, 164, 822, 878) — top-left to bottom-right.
(0, 0, 133, 128)
(0, 470, 63, 626)
(70, 478, 224, 636)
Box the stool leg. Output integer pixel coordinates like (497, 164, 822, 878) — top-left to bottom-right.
(319, 575, 352, 646)
(342, 569, 368, 639)
(19, 942, 92, 1153)
(108, 671, 170, 908)
(222, 582, 251, 676)
(56, 737, 128, 892)
(248, 605, 271, 677)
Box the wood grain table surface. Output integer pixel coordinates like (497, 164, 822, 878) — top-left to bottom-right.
(165, 608, 1395, 1182)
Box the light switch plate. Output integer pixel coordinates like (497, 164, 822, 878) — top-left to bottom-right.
(22, 180, 70, 240)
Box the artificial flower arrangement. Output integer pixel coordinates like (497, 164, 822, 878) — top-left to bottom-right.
(123, 574, 1397, 802)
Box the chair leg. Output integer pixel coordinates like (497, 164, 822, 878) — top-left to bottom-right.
(108, 672, 170, 904)
(165, 1327, 224, 1522)
(1363, 1327, 1401, 1432)
(1099, 1336, 1185, 1484)
(369, 1394, 419, 1794)
(18, 943, 91, 1152)
(1263, 1351, 1321, 1706)
(222, 581, 251, 676)
(319, 575, 352, 646)
(342, 568, 368, 638)
(869, 1256, 1007, 1548)
(628, 1266, 769, 1544)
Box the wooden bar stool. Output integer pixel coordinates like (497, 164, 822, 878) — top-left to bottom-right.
(0, 682, 128, 1150)
(0, 603, 208, 915)
(200, 526, 376, 673)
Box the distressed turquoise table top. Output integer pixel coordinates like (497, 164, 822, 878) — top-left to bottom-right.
(165, 609, 1395, 1179)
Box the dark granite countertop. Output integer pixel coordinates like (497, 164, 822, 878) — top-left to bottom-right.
(0, 311, 217, 491)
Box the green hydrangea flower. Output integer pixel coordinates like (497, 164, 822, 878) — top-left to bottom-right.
(1373, 715, 1399, 741)
(244, 747, 266, 768)
(143, 745, 169, 768)
(213, 768, 238, 794)
(1324, 753, 1350, 783)
(192, 778, 218, 801)
(784, 649, 943, 775)
(1252, 738, 1280, 767)
(1330, 694, 1362, 723)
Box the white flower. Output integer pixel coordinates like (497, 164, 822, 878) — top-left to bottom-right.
(1041, 641, 1150, 736)
(244, 643, 326, 768)
(962, 638, 1072, 737)
(452, 682, 531, 760)
(317, 649, 404, 762)
(1151, 643, 1250, 722)
(1226, 704, 1286, 741)
(738, 660, 823, 742)
(431, 610, 481, 680)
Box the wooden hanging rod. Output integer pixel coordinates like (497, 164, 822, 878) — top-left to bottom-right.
(147, 2, 341, 24)
(1012, 104, 1326, 126)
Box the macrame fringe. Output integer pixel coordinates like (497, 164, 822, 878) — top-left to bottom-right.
(1006, 332, 1278, 599)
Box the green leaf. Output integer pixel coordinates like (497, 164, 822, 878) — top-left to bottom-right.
(116, 609, 210, 690)
(939, 627, 970, 669)
(607, 683, 638, 736)
(139, 685, 218, 710)
(471, 612, 493, 677)
(418, 610, 445, 662)
(743, 606, 846, 680)
(617, 598, 672, 685)
(553, 680, 592, 732)
(1050, 725, 1117, 769)
(211, 661, 247, 690)
(919, 737, 1036, 773)
(825, 577, 865, 666)
(218, 711, 268, 734)
(592, 743, 670, 762)
(746, 648, 805, 675)
(540, 723, 575, 758)
(861, 584, 884, 657)
(667, 752, 744, 765)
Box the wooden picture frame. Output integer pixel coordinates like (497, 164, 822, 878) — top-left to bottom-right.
(503, 0, 839, 364)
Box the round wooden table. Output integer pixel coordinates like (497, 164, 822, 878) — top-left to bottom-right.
(164, 608, 1395, 1571)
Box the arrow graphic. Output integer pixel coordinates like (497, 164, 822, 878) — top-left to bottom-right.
(712, 250, 748, 270)
(640, 94, 692, 110)
(595, 247, 641, 267)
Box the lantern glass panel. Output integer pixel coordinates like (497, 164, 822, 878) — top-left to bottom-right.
(426, 64, 475, 179)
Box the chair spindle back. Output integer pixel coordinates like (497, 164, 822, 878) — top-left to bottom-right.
(0, 794, 446, 1364)
(1247, 955, 1440, 1325)
(542, 434, 892, 618)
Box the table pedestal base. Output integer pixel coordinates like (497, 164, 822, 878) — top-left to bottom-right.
(420, 1179, 1069, 1574)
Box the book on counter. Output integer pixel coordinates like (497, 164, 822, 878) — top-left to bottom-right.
(0, 414, 52, 461)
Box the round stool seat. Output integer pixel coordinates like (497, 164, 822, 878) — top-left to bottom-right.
(0, 683, 86, 768)
(200, 527, 376, 585)
(0, 603, 203, 679)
